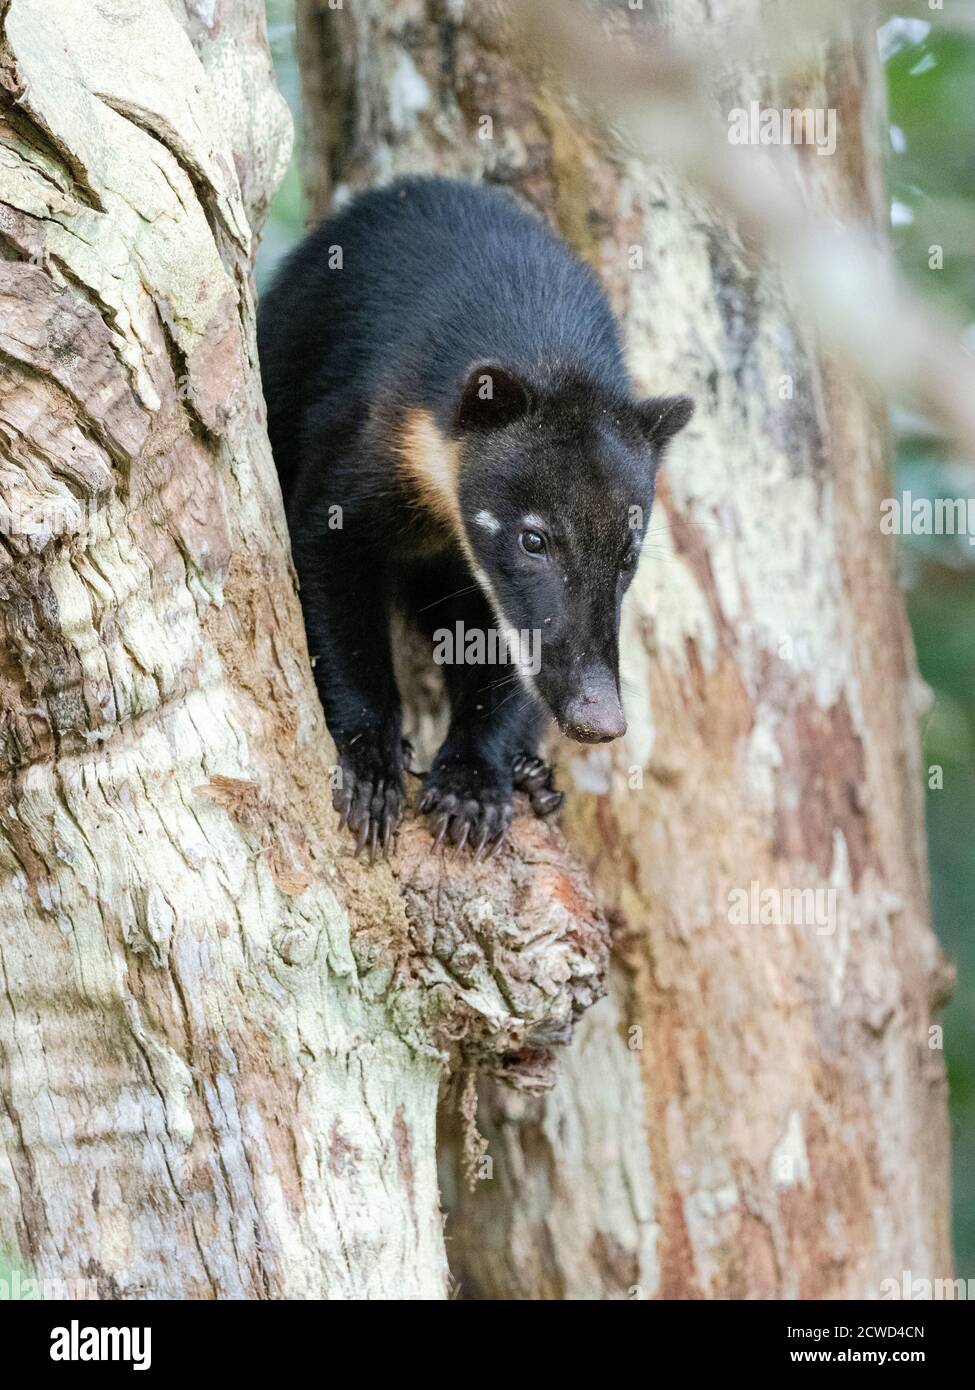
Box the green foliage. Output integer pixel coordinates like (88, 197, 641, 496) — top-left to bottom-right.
(887, 24, 975, 313)
(886, 17, 975, 1277)
(257, 0, 305, 293)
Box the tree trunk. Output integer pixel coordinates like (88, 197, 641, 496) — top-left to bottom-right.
(0, 0, 606, 1299)
(295, 0, 953, 1298)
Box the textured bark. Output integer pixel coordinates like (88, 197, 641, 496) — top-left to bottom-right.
(296, 0, 953, 1298)
(0, 0, 606, 1299)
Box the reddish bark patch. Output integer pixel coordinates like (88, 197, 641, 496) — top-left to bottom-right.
(777, 1103, 879, 1298)
(772, 695, 872, 887)
(726, 1209, 779, 1299)
(183, 291, 247, 436)
(193, 775, 313, 897)
(657, 1187, 702, 1299)
(0, 263, 148, 462)
(392, 1105, 415, 1214)
(659, 476, 739, 658)
(328, 1122, 362, 1178)
(539, 864, 590, 920)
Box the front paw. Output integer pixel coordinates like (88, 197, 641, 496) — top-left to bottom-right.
(512, 754, 564, 818)
(419, 761, 513, 859)
(332, 732, 407, 861)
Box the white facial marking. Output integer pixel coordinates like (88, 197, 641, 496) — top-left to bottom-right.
(474, 510, 501, 533)
(472, 566, 541, 699)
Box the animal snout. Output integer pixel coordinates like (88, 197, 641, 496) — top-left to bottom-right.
(561, 672, 626, 744)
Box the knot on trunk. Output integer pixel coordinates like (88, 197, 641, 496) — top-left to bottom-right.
(344, 803, 609, 1090)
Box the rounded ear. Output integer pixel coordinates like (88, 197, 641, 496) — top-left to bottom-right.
(455, 361, 531, 432)
(637, 394, 695, 448)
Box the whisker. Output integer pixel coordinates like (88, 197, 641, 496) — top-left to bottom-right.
(479, 670, 523, 694)
(643, 519, 719, 534)
(635, 550, 686, 565)
(495, 685, 529, 715)
(416, 581, 483, 613)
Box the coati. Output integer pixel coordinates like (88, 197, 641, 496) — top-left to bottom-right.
(258, 177, 694, 860)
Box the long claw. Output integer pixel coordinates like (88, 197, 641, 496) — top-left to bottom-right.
(451, 822, 472, 858)
(368, 820, 379, 865)
(472, 824, 492, 862)
(382, 814, 395, 856)
(432, 814, 450, 850)
(352, 817, 370, 859)
(486, 831, 506, 860)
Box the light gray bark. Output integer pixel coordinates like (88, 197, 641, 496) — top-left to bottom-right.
(0, 0, 606, 1299)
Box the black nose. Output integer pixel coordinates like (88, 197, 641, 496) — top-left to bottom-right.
(561, 673, 626, 744)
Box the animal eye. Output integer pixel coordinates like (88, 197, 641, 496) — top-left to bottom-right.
(620, 549, 637, 572)
(520, 529, 547, 556)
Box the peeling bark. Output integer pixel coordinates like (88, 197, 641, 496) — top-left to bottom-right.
(295, 0, 952, 1298)
(0, 0, 606, 1299)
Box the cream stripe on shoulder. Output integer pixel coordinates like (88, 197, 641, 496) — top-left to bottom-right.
(394, 408, 462, 532)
